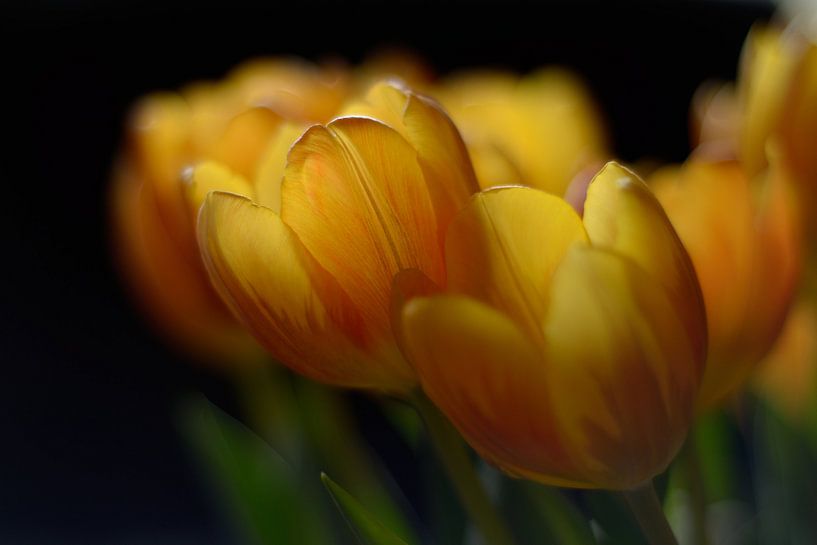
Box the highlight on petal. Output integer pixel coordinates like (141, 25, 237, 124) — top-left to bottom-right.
(584, 162, 707, 372)
(543, 245, 702, 489)
(445, 186, 588, 340)
(282, 116, 442, 333)
(198, 191, 415, 392)
(401, 295, 587, 488)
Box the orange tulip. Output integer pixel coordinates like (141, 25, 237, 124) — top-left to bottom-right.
(400, 163, 707, 490)
(197, 82, 480, 392)
(435, 69, 608, 193)
(651, 152, 801, 410)
(111, 59, 348, 364)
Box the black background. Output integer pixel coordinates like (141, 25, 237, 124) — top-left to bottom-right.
(4, 1, 771, 543)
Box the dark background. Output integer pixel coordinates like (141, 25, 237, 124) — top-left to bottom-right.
(4, 1, 771, 543)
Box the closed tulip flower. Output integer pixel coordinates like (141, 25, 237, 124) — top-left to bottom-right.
(435, 69, 608, 193)
(111, 59, 348, 364)
(651, 153, 801, 410)
(400, 162, 707, 490)
(197, 82, 480, 392)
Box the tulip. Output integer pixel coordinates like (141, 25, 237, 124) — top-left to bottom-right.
(110, 59, 353, 363)
(435, 69, 608, 193)
(651, 153, 801, 410)
(400, 162, 707, 490)
(197, 82, 480, 392)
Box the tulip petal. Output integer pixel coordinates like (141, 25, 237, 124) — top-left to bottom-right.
(185, 161, 254, 220)
(584, 162, 707, 373)
(438, 69, 607, 194)
(402, 295, 587, 488)
(210, 106, 282, 180)
(692, 155, 801, 408)
(445, 186, 588, 340)
(390, 268, 439, 361)
(345, 82, 480, 240)
(738, 26, 799, 177)
(111, 165, 255, 364)
(253, 122, 307, 213)
(544, 246, 700, 489)
(198, 191, 415, 392)
(745, 153, 801, 357)
(282, 116, 442, 332)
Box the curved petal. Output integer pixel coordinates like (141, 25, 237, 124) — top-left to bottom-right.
(445, 186, 588, 340)
(745, 153, 801, 357)
(401, 295, 587, 488)
(693, 155, 802, 408)
(344, 82, 480, 239)
(437, 69, 607, 194)
(252, 122, 308, 213)
(738, 26, 800, 177)
(111, 165, 257, 364)
(584, 162, 707, 374)
(198, 191, 415, 392)
(282, 116, 442, 332)
(544, 246, 702, 489)
(210, 106, 282, 179)
(184, 161, 254, 220)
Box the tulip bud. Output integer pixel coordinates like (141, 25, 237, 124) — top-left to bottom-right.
(110, 59, 347, 364)
(400, 162, 707, 490)
(197, 83, 480, 392)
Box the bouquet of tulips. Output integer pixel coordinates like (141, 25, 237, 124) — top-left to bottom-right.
(109, 9, 817, 545)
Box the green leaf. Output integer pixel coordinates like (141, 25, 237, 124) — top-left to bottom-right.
(179, 395, 331, 545)
(298, 385, 418, 543)
(322, 472, 413, 545)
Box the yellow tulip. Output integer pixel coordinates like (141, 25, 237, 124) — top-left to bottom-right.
(651, 153, 801, 410)
(111, 58, 348, 364)
(435, 69, 608, 194)
(197, 82, 480, 393)
(400, 162, 707, 490)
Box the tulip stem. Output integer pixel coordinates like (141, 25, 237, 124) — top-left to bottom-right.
(623, 482, 679, 545)
(410, 392, 517, 545)
(682, 437, 710, 545)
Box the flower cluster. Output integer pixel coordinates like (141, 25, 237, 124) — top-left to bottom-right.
(111, 16, 817, 545)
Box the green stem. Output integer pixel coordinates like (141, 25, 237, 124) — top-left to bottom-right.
(682, 437, 710, 545)
(623, 481, 679, 545)
(410, 392, 516, 545)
